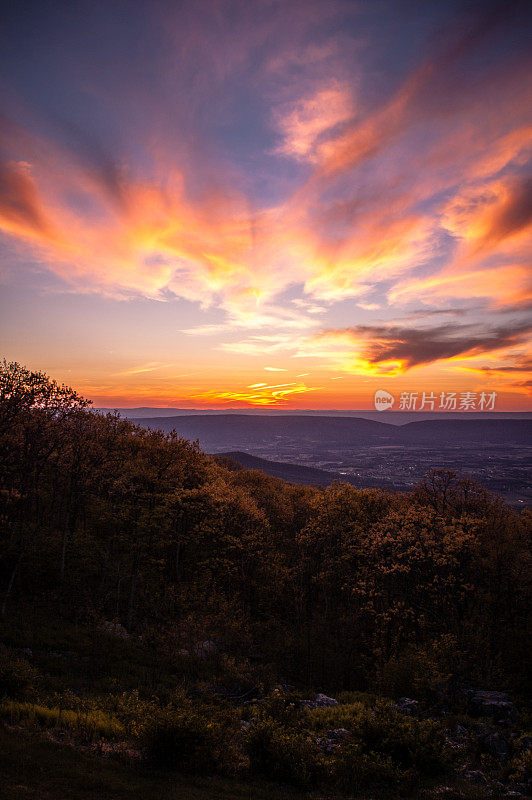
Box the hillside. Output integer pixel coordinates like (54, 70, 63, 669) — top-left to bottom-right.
(213, 451, 340, 485)
(213, 451, 402, 490)
(133, 414, 531, 450)
(1, 362, 531, 800)
(132, 413, 394, 450)
(397, 418, 532, 445)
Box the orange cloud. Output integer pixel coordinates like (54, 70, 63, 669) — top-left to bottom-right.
(191, 381, 317, 406)
(0, 161, 59, 244)
(302, 211, 433, 303)
(391, 265, 532, 308)
(392, 174, 532, 308)
(442, 176, 532, 258)
(0, 128, 269, 305)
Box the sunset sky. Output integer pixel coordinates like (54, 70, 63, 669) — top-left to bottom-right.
(0, 0, 531, 409)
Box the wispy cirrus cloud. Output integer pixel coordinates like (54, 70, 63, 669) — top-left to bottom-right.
(115, 362, 176, 376)
(390, 265, 532, 309)
(274, 82, 354, 163)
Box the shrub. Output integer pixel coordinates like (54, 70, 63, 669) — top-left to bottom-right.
(143, 709, 237, 774)
(358, 704, 450, 776)
(253, 688, 305, 727)
(105, 689, 160, 738)
(335, 690, 379, 706)
(310, 701, 450, 776)
(333, 744, 401, 794)
(310, 700, 367, 731)
(377, 636, 461, 700)
(507, 746, 532, 785)
(0, 651, 39, 698)
(245, 718, 324, 788)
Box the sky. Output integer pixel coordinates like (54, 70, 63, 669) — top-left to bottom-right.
(0, 0, 531, 410)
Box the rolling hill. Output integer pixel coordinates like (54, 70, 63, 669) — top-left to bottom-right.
(131, 414, 531, 451)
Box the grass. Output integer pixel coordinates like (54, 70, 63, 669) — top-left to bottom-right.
(0, 700, 124, 740)
(0, 727, 304, 800)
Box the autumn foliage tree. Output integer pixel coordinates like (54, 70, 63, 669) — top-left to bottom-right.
(0, 360, 530, 696)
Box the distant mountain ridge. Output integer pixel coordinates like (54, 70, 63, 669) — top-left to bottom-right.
(396, 419, 532, 444)
(132, 414, 393, 450)
(130, 413, 532, 451)
(99, 407, 532, 425)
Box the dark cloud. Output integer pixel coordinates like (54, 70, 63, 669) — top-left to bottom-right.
(468, 354, 532, 395)
(475, 356, 532, 375)
(386, 308, 470, 322)
(321, 319, 532, 369)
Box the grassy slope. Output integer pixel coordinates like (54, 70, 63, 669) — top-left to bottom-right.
(0, 728, 302, 800)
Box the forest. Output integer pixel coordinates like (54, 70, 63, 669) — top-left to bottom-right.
(0, 359, 531, 799)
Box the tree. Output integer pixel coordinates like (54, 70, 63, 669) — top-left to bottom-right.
(0, 361, 89, 613)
